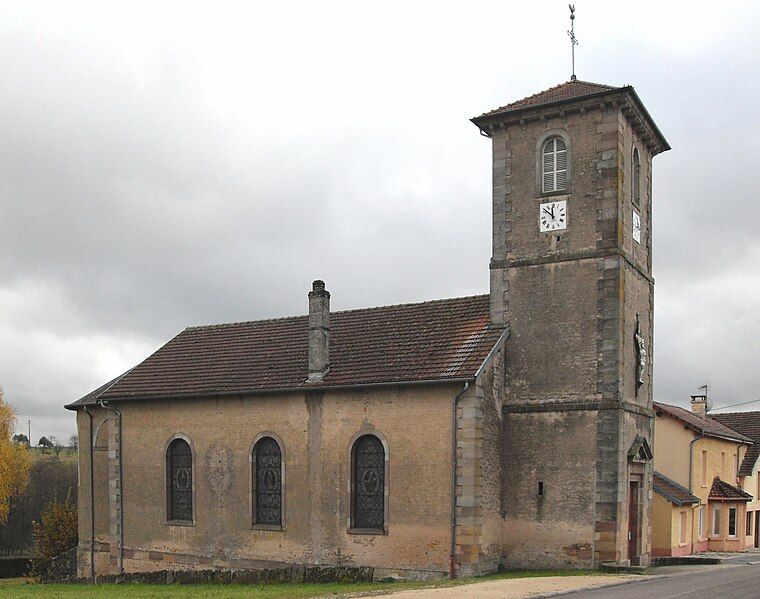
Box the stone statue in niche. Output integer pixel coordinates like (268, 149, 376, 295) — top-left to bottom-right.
(634, 315, 647, 393)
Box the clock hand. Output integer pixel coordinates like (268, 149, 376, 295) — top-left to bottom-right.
(542, 207, 553, 217)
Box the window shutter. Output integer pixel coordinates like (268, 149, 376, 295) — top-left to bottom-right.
(542, 140, 555, 192)
(541, 137, 568, 193)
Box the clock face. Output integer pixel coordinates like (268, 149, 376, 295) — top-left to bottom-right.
(633, 210, 641, 243)
(539, 200, 567, 232)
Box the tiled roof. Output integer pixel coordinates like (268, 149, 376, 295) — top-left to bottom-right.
(713, 412, 760, 476)
(474, 80, 619, 119)
(67, 294, 507, 407)
(653, 471, 699, 506)
(653, 402, 754, 444)
(709, 477, 753, 502)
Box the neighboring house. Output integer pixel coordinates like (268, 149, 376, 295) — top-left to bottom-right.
(653, 397, 753, 557)
(712, 411, 760, 548)
(65, 79, 669, 579)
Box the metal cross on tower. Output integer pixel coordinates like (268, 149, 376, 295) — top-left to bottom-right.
(568, 4, 578, 81)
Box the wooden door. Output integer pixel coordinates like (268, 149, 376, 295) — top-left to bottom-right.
(628, 481, 640, 564)
(755, 510, 759, 548)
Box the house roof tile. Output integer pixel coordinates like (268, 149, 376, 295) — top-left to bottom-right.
(712, 412, 760, 476)
(709, 477, 753, 501)
(653, 402, 754, 444)
(66, 294, 506, 407)
(653, 471, 699, 506)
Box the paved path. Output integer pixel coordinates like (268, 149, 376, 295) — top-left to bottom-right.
(564, 560, 760, 598)
(365, 575, 638, 599)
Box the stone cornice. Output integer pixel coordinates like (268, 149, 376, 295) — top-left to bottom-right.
(471, 87, 670, 157)
(490, 248, 654, 284)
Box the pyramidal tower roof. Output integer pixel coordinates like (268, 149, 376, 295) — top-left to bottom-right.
(471, 79, 670, 155)
(477, 79, 617, 118)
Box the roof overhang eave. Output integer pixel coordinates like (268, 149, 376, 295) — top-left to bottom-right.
(471, 86, 670, 155)
(65, 375, 480, 409)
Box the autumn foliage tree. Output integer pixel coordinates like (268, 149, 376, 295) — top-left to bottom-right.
(31, 491, 78, 573)
(0, 388, 31, 525)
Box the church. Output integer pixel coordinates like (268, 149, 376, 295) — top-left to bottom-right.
(66, 78, 669, 580)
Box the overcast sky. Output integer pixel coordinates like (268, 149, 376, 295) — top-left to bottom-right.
(1, 0, 759, 442)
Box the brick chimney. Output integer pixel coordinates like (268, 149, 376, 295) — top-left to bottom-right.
(691, 394, 708, 419)
(307, 280, 330, 383)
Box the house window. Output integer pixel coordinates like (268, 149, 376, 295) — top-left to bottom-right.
(351, 434, 385, 531)
(632, 147, 641, 205)
(167, 438, 193, 522)
(679, 511, 687, 544)
(252, 436, 283, 527)
(729, 507, 738, 537)
(702, 451, 707, 487)
(747, 510, 753, 536)
(713, 505, 721, 537)
(698, 506, 704, 539)
(541, 136, 568, 193)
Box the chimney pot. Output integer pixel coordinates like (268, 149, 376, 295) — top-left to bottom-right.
(308, 280, 330, 383)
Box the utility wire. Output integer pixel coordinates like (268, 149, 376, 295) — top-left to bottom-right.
(709, 398, 760, 412)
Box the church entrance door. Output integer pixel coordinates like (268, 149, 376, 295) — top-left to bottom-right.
(628, 480, 640, 565)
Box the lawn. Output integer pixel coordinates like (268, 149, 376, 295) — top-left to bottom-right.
(0, 570, 607, 599)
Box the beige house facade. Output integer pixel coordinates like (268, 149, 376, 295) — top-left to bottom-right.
(68, 79, 670, 579)
(713, 411, 760, 549)
(653, 398, 753, 557)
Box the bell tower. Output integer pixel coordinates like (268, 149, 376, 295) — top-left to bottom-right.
(472, 81, 669, 567)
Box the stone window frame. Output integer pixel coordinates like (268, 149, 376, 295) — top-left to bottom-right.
(164, 433, 196, 526)
(346, 427, 389, 535)
(249, 432, 286, 531)
(535, 129, 572, 197)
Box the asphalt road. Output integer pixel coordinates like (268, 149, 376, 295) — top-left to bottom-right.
(564, 560, 760, 598)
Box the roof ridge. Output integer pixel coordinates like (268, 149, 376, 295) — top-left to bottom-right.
(185, 293, 490, 331)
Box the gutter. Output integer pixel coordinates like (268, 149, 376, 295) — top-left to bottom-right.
(97, 400, 124, 575)
(450, 381, 470, 579)
(83, 407, 95, 583)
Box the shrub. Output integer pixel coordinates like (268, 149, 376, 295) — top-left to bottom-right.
(31, 490, 77, 575)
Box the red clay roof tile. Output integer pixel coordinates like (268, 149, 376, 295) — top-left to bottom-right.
(653, 402, 754, 444)
(709, 477, 753, 501)
(67, 294, 506, 406)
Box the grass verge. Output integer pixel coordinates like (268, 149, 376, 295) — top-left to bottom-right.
(0, 570, 609, 599)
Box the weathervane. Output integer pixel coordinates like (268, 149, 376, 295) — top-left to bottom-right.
(568, 4, 578, 81)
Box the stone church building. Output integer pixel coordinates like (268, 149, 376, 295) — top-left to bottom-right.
(67, 79, 669, 579)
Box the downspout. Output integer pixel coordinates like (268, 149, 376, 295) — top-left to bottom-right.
(450, 381, 470, 579)
(82, 407, 95, 583)
(98, 400, 124, 575)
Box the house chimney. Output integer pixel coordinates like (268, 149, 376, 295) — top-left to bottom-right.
(308, 280, 330, 383)
(691, 394, 708, 419)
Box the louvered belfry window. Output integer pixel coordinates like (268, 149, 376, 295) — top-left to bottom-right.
(352, 435, 385, 530)
(253, 437, 282, 526)
(542, 136, 568, 193)
(632, 148, 641, 204)
(167, 439, 192, 522)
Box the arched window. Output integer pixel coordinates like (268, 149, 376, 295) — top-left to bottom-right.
(167, 438, 192, 522)
(632, 147, 641, 205)
(252, 436, 282, 527)
(542, 136, 568, 193)
(352, 434, 385, 530)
